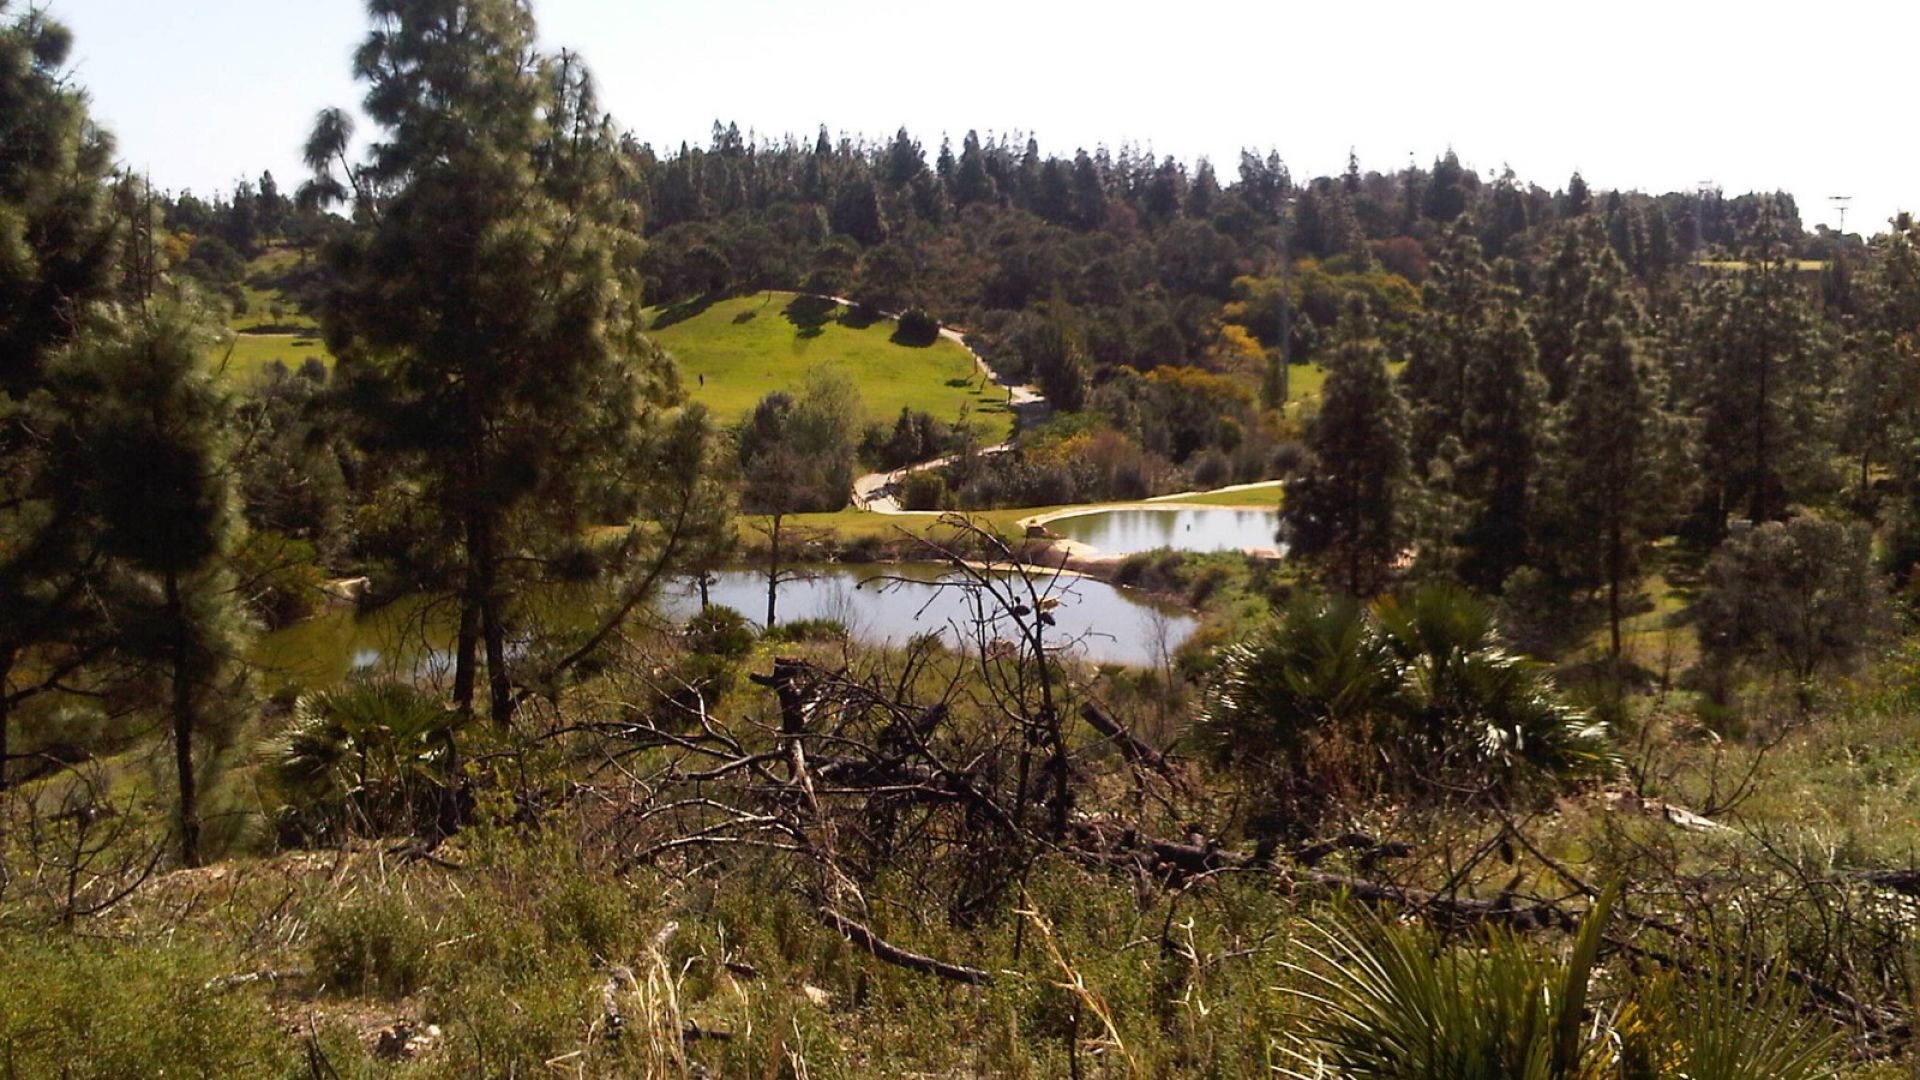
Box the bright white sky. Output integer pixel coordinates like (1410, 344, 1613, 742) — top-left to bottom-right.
(43, 0, 1919, 235)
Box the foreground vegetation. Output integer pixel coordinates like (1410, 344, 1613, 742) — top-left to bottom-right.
(8, 0, 1920, 1074)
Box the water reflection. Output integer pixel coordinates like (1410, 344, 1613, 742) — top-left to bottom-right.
(254, 563, 1196, 687)
(1047, 507, 1283, 557)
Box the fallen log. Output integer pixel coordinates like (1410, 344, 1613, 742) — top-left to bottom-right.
(1079, 703, 1174, 778)
(816, 907, 994, 985)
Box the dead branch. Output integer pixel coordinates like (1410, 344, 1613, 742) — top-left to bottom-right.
(816, 906, 994, 985)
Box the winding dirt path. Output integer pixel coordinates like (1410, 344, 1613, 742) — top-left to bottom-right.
(842, 298, 1043, 513)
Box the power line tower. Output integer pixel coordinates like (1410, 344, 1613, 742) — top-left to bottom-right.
(1829, 195, 1853, 235)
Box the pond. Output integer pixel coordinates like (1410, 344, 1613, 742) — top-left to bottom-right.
(253, 563, 1196, 688)
(1045, 507, 1284, 558)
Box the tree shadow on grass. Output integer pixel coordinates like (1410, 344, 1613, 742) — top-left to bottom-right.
(837, 303, 882, 331)
(783, 294, 836, 339)
(649, 292, 721, 331)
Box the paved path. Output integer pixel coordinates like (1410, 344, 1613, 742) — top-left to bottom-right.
(854, 442, 1012, 514)
(832, 295, 1043, 513)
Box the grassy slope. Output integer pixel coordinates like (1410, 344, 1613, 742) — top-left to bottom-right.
(216, 330, 332, 382)
(645, 291, 1005, 430)
(224, 246, 335, 381)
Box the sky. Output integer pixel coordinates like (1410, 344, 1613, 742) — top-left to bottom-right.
(41, 0, 1920, 235)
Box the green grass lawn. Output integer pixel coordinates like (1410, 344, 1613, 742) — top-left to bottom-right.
(1277, 360, 1406, 422)
(645, 291, 1006, 431)
(1154, 481, 1283, 507)
(1697, 259, 1826, 273)
(216, 332, 334, 382)
(230, 246, 322, 333)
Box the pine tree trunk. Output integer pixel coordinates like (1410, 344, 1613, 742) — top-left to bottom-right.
(165, 571, 201, 869)
(471, 511, 513, 727)
(453, 525, 482, 716)
(1607, 517, 1624, 661)
(766, 513, 783, 628)
(1751, 348, 1771, 522)
(0, 647, 12, 794)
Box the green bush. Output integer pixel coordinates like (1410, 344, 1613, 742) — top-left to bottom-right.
(308, 891, 432, 998)
(762, 617, 846, 644)
(891, 306, 941, 347)
(685, 604, 755, 659)
(0, 937, 293, 1077)
(898, 469, 948, 510)
(270, 679, 463, 844)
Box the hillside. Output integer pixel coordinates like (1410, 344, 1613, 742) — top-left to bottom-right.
(645, 291, 1005, 430)
(221, 245, 336, 381)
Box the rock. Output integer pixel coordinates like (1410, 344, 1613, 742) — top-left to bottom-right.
(320, 576, 372, 605)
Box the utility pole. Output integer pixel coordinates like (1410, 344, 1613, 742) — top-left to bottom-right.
(1829, 195, 1852, 236)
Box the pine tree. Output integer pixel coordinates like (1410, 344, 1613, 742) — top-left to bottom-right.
(305, 0, 680, 725)
(1283, 299, 1409, 596)
(952, 130, 995, 207)
(1541, 316, 1685, 658)
(1422, 149, 1468, 223)
(1683, 215, 1824, 526)
(1454, 297, 1545, 591)
(1401, 231, 1495, 470)
(57, 303, 252, 866)
(0, 4, 125, 790)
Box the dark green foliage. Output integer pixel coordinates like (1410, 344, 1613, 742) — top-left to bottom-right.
(271, 679, 462, 844)
(1538, 314, 1687, 657)
(55, 303, 254, 867)
(1452, 294, 1544, 590)
(738, 370, 860, 516)
(1697, 517, 1889, 687)
(892, 305, 940, 347)
(684, 604, 755, 659)
(0, 2, 126, 791)
(1207, 585, 1611, 829)
(307, 0, 694, 723)
(760, 617, 847, 644)
(1681, 216, 1828, 526)
(1283, 300, 1409, 596)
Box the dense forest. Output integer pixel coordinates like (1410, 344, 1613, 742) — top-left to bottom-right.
(8, 0, 1920, 1075)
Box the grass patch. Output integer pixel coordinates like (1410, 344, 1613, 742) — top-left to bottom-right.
(1698, 258, 1827, 273)
(215, 331, 335, 382)
(645, 291, 1005, 430)
(1151, 481, 1284, 507)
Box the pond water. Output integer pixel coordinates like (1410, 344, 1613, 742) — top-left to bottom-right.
(253, 563, 1195, 687)
(1046, 507, 1283, 557)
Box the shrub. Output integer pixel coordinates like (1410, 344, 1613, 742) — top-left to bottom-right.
(762, 617, 846, 644)
(0, 938, 293, 1077)
(899, 470, 948, 510)
(270, 679, 464, 843)
(1205, 585, 1613, 830)
(1697, 517, 1890, 693)
(686, 604, 755, 659)
(233, 528, 328, 628)
(1290, 887, 1839, 1080)
(307, 891, 432, 998)
(892, 306, 941, 347)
